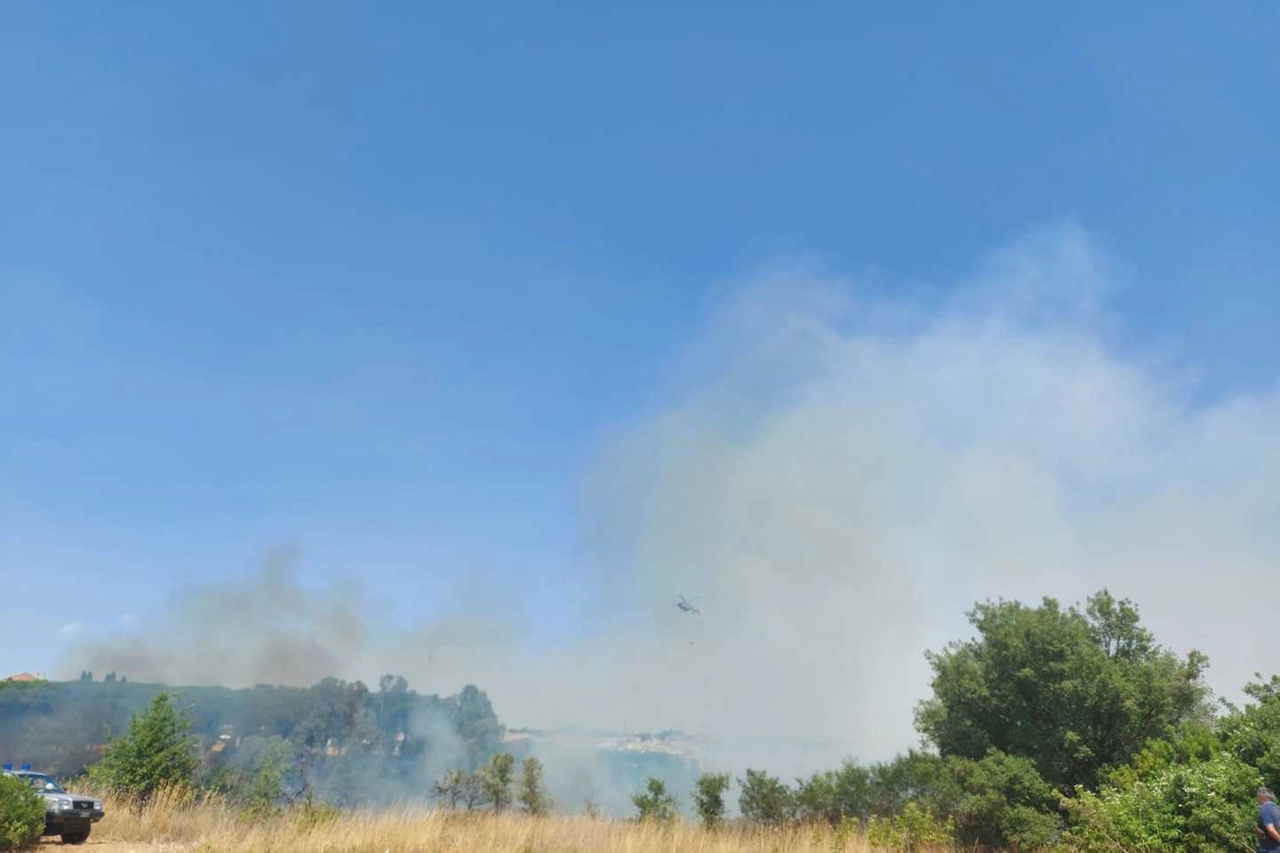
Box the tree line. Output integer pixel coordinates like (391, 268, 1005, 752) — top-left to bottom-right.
(625, 589, 1269, 853)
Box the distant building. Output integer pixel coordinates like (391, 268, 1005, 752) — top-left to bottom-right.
(3, 673, 44, 682)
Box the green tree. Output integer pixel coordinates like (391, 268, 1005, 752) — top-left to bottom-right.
(480, 752, 515, 812)
(431, 768, 485, 810)
(631, 777, 679, 823)
(87, 691, 197, 801)
(692, 772, 730, 828)
(0, 773, 44, 851)
(794, 771, 839, 824)
(793, 761, 877, 825)
(915, 590, 1209, 791)
(517, 757, 550, 816)
(738, 768, 794, 826)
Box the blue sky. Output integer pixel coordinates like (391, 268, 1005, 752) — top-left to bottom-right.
(2, 2, 1278, 692)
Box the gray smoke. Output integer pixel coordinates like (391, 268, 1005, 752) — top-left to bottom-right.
(68, 548, 370, 688)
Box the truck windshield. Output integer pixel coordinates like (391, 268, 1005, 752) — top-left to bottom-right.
(21, 774, 63, 793)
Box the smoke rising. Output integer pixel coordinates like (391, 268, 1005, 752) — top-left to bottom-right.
(63, 220, 1280, 787)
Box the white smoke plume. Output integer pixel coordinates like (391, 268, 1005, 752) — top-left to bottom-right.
(64, 220, 1280, 782)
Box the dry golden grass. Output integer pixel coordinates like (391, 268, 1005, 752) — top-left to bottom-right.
(82, 786, 924, 853)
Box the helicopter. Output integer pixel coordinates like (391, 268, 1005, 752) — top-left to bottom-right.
(675, 594, 702, 615)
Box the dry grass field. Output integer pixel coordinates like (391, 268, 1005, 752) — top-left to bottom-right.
(67, 787, 925, 853)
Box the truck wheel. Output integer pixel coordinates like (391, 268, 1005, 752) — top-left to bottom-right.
(61, 829, 90, 844)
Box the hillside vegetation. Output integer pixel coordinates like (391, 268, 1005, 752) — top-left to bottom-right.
(0, 675, 504, 805)
(6, 587, 1280, 852)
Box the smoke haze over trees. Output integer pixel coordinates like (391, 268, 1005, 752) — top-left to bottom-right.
(13, 584, 1280, 852)
(0, 674, 505, 807)
(45, 224, 1280, 777)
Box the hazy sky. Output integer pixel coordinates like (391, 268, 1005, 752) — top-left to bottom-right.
(3, 2, 1278, 757)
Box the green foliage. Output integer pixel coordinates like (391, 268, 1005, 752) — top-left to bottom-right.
(915, 589, 1209, 791)
(866, 800, 956, 852)
(868, 751, 949, 817)
(1062, 751, 1259, 853)
(0, 773, 44, 851)
(481, 752, 515, 812)
(631, 776, 679, 824)
(795, 762, 879, 825)
(738, 768, 794, 826)
(692, 772, 730, 828)
(1106, 721, 1219, 790)
(945, 750, 1061, 851)
(87, 691, 197, 801)
(517, 757, 550, 816)
(795, 770, 840, 825)
(1219, 678, 1280, 792)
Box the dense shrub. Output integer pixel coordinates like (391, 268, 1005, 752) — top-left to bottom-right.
(866, 800, 955, 852)
(737, 769, 794, 826)
(1062, 752, 1259, 853)
(945, 751, 1062, 851)
(0, 773, 44, 851)
(630, 777, 679, 824)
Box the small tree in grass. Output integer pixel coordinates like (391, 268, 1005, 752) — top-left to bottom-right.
(693, 772, 730, 829)
(241, 739, 293, 820)
(632, 776, 679, 824)
(480, 752, 515, 812)
(738, 768, 794, 826)
(431, 769, 486, 810)
(88, 691, 197, 803)
(518, 757, 550, 815)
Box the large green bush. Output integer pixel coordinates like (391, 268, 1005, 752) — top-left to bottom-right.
(1062, 752, 1259, 853)
(946, 751, 1062, 851)
(737, 768, 794, 826)
(0, 773, 44, 851)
